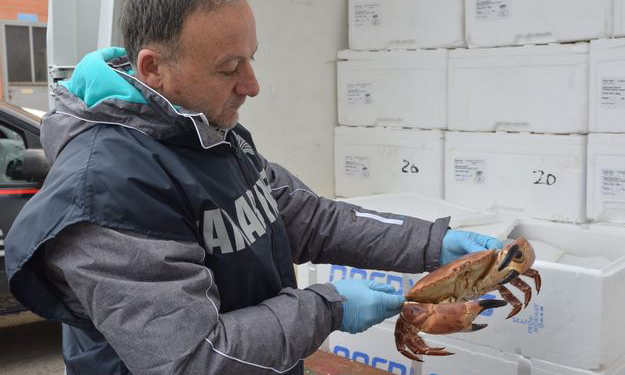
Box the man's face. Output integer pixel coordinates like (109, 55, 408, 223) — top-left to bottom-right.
(161, 3, 260, 129)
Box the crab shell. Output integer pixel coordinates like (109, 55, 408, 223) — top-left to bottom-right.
(405, 237, 536, 304)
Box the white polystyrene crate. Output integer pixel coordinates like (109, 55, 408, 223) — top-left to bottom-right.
(337, 49, 448, 129)
(588, 134, 625, 224)
(448, 43, 589, 133)
(614, 0, 625, 37)
(445, 132, 587, 223)
(348, 0, 465, 50)
(329, 324, 417, 375)
(590, 39, 625, 133)
(531, 355, 625, 375)
(334, 127, 444, 198)
(447, 219, 625, 370)
(413, 335, 522, 375)
(465, 0, 612, 48)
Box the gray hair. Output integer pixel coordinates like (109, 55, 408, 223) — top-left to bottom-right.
(121, 0, 245, 66)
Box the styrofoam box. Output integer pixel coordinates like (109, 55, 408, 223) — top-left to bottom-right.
(590, 39, 625, 133)
(438, 219, 625, 370)
(337, 49, 447, 129)
(445, 131, 587, 223)
(348, 0, 465, 50)
(329, 324, 523, 375)
(334, 127, 444, 198)
(465, 0, 612, 48)
(614, 0, 625, 37)
(329, 324, 416, 375)
(588, 134, 625, 223)
(414, 335, 523, 375)
(531, 355, 625, 375)
(448, 43, 589, 133)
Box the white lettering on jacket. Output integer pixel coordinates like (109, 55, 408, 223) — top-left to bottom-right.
(202, 175, 279, 254)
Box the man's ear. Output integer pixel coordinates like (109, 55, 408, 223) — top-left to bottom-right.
(135, 49, 168, 91)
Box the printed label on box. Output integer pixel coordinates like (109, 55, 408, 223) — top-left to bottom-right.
(511, 303, 545, 334)
(347, 83, 374, 107)
(475, 0, 510, 21)
(353, 3, 381, 27)
(600, 77, 625, 109)
(454, 159, 487, 183)
(601, 168, 625, 199)
(345, 156, 371, 178)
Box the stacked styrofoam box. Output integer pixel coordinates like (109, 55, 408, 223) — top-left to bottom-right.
(464, 0, 613, 48)
(587, 134, 625, 223)
(329, 324, 415, 375)
(531, 356, 625, 375)
(348, 0, 465, 50)
(429, 219, 625, 370)
(337, 49, 448, 129)
(590, 39, 625, 133)
(587, 39, 625, 225)
(448, 43, 589, 133)
(334, 127, 444, 198)
(445, 131, 587, 223)
(616, 0, 625, 37)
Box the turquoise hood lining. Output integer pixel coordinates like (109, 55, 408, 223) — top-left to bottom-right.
(59, 47, 148, 108)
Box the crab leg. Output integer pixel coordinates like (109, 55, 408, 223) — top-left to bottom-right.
(395, 316, 452, 362)
(523, 268, 542, 294)
(497, 285, 523, 319)
(510, 277, 532, 307)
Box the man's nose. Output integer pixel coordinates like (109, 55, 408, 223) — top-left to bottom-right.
(235, 62, 260, 97)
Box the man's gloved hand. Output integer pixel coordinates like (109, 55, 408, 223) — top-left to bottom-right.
(332, 279, 404, 334)
(441, 229, 503, 265)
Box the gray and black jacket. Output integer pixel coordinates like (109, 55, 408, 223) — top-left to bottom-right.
(4, 48, 449, 375)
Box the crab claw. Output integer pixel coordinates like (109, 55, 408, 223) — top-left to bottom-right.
(498, 244, 521, 271)
(499, 270, 520, 285)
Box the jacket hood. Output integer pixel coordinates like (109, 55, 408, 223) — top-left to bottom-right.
(41, 47, 229, 164)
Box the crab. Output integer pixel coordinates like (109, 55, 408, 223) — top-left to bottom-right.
(395, 237, 542, 361)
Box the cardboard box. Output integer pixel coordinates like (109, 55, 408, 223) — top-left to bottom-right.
(465, 0, 612, 48)
(337, 49, 447, 129)
(445, 131, 587, 223)
(587, 134, 625, 223)
(443, 219, 625, 370)
(334, 127, 444, 198)
(348, 0, 465, 50)
(590, 39, 625, 133)
(448, 43, 589, 133)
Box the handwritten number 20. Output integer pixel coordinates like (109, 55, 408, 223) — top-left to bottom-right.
(533, 170, 557, 186)
(402, 160, 419, 174)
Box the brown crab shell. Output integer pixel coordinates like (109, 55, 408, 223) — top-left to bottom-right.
(405, 250, 498, 304)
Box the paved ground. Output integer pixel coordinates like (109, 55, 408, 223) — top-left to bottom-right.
(0, 320, 64, 375)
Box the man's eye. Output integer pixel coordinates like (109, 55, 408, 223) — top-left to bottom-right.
(220, 69, 237, 76)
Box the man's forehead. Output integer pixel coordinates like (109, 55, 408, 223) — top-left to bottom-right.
(181, 4, 257, 59)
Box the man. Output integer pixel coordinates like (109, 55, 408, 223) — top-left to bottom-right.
(5, 1, 502, 374)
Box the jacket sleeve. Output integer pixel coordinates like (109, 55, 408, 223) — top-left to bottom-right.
(44, 222, 344, 375)
(260, 155, 450, 273)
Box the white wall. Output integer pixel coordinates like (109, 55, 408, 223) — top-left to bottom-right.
(240, 0, 348, 198)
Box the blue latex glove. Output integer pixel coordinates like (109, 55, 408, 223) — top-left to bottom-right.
(440, 229, 503, 265)
(332, 279, 405, 334)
